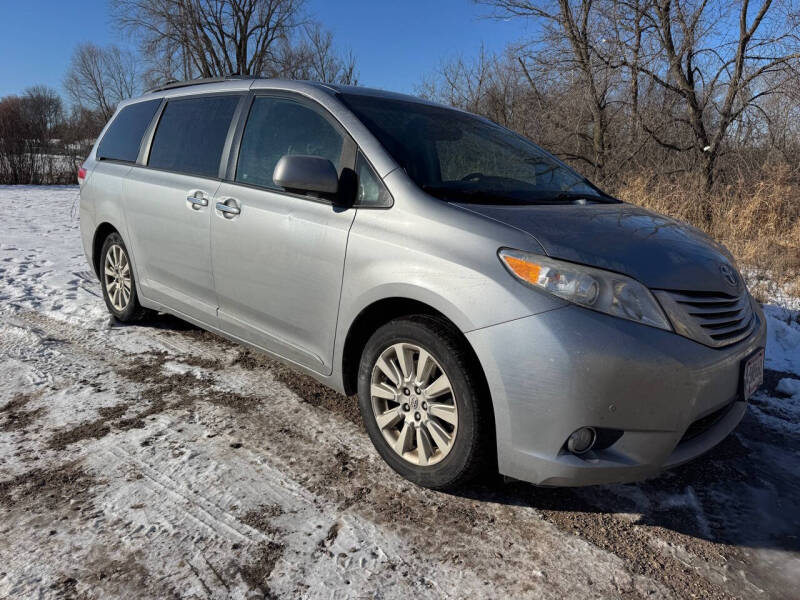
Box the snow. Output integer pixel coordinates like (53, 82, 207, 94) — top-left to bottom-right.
(763, 304, 800, 373)
(1, 185, 799, 599)
(776, 377, 800, 398)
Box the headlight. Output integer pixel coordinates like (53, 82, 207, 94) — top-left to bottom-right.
(499, 248, 672, 331)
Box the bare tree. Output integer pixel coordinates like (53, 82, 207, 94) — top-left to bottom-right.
(64, 43, 140, 121)
(479, 1, 619, 182)
(0, 96, 35, 184)
(267, 23, 358, 83)
(297, 24, 358, 84)
(761, 71, 800, 161)
(608, 0, 800, 191)
(419, 47, 529, 131)
(62, 105, 105, 164)
(113, 0, 304, 82)
(22, 86, 64, 144)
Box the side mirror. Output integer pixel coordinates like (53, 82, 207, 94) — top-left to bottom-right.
(273, 155, 339, 195)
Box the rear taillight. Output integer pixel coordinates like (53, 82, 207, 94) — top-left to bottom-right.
(77, 166, 87, 185)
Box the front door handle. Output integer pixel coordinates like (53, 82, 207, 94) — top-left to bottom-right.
(215, 200, 241, 218)
(186, 190, 209, 210)
(187, 195, 208, 208)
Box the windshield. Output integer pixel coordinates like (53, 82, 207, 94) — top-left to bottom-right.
(339, 93, 615, 205)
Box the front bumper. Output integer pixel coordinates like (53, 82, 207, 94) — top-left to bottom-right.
(466, 299, 766, 486)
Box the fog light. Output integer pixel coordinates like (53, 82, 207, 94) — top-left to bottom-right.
(567, 427, 596, 454)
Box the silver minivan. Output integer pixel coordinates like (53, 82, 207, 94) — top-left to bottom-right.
(79, 77, 766, 490)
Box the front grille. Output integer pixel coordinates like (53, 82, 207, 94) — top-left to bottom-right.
(653, 289, 756, 348)
(680, 401, 735, 443)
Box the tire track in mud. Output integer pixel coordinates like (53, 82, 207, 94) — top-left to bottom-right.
(100, 445, 261, 542)
(86, 412, 496, 597)
(0, 315, 368, 591)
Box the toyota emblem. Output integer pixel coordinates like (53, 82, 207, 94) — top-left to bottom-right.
(719, 264, 738, 287)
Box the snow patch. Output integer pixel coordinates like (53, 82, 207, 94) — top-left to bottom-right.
(776, 377, 800, 398)
(763, 304, 800, 375)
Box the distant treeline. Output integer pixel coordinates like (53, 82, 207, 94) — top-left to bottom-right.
(0, 87, 100, 184)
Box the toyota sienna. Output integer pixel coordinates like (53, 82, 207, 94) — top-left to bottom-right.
(78, 77, 766, 490)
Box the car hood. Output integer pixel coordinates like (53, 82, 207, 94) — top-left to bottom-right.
(454, 202, 744, 293)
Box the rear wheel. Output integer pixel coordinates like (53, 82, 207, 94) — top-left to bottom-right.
(357, 315, 492, 490)
(99, 232, 151, 323)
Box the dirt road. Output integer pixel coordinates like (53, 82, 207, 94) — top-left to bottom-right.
(1, 186, 799, 599)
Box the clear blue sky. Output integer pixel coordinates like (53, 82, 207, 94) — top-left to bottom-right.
(0, 0, 532, 101)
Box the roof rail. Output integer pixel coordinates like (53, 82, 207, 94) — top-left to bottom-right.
(145, 75, 255, 94)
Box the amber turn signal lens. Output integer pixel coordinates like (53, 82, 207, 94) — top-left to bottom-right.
(502, 254, 541, 284)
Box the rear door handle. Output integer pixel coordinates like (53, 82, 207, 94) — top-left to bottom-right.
(215, 200, 241, 217)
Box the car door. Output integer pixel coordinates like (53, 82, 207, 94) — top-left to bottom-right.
(123, 94, 242, 324)
(211, 94, 357, 374)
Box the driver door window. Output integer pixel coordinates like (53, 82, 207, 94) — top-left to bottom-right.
(235, 97, 344, 191)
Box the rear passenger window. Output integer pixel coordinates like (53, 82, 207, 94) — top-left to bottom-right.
(96, 100, 161, 163)
(148, 95, 240, 178)
(236, 97, 343, 190)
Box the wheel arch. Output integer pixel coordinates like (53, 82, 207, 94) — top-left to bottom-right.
(340, 297, 491, 407)
(92, 222, 120, 279)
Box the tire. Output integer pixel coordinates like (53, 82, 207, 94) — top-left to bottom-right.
(357, 315, 493, 490)
(99, 232, 151, 323)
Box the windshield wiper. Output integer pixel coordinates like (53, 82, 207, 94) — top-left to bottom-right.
(421, 184, 620, 205)
(422, 186, 528, 204)
(552, 191, 619, 204)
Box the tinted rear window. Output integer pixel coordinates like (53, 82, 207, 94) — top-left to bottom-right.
(96, 100, 161, 163)
(148, 95, 240, 178)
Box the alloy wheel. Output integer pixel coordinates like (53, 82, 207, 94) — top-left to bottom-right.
(370, 342, 458, 466)
(104, 244, 132, 312)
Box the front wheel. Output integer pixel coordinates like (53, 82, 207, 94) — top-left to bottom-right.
(357, 315, 493, 490)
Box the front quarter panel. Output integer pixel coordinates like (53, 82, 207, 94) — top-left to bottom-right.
(339, 169, 566, 330)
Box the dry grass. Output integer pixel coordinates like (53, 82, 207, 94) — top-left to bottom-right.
(615, 163, 800, 304)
